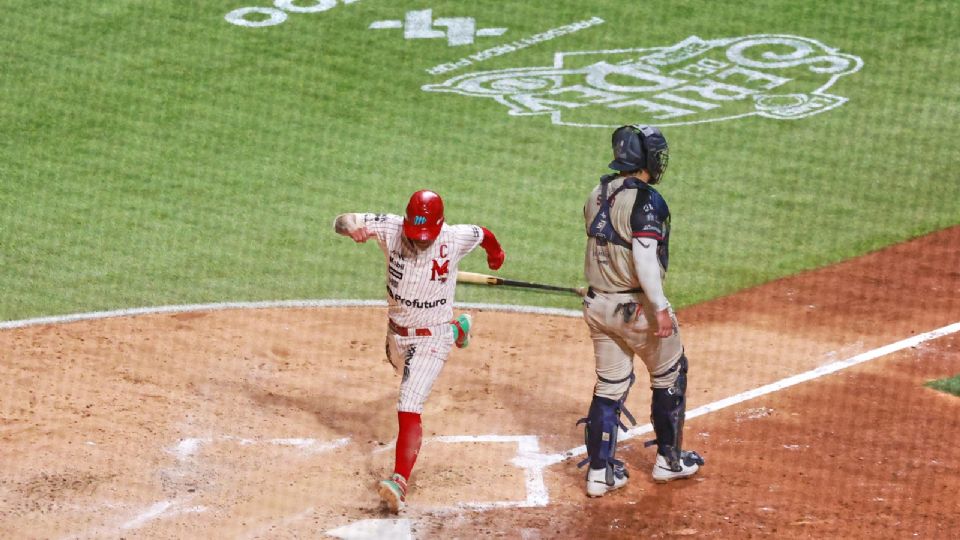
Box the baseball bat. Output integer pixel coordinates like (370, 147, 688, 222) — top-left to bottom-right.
(459, 271, 586, 297)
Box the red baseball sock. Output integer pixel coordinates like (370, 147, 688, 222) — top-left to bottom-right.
(394, 411, 422, 481)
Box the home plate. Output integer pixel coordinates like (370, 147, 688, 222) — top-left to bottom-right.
(326, 518, 413, 539)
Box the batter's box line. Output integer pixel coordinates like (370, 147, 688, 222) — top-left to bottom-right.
(169, 435, 351, 460)
(375, 434, 550, 509)
(544, 319, 960, 466)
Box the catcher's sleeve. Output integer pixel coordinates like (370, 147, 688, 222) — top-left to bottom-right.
(632, 238, 670, 312)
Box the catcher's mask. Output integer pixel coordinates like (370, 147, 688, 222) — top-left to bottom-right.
(403, 190, 444, 241)
(609, 125, 669, 184)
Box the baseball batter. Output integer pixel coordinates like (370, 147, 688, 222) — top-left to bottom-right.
(333, 189, 505, 513)
(578, 125, 704, 497)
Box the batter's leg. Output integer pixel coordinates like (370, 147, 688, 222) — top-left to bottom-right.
(394, 411, 422, 480)
(379, 332, 453, 512)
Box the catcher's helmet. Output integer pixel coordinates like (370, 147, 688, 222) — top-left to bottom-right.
(609, 125, 670, 184)
(403, 190, 444, 241)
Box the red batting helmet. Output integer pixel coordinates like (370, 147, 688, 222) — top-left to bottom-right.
(403, 190, 444, 241)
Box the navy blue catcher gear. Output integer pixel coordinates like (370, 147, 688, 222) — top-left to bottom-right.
(576, 396, 627, 487)
(608, 125, 670, 184)
(586, 174, 644, 249)
(576, 371, 638, 487)
(645, 354, 704, 469)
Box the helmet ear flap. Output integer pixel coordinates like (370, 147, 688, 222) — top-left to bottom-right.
(635, 125, 669, 184)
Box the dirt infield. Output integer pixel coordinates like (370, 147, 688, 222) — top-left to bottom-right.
(2, 227, 959, 539)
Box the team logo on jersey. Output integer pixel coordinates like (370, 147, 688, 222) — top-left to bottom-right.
(431, 244, 450, 282)
(431, 259, 450, 282)
(422, 34, 863, 127)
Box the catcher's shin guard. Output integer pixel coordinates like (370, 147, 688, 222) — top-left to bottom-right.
(648, 354, 704, 470)
(576, 395, 635, 487)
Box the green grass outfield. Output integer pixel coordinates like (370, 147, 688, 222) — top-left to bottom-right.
(1, 1, 958, 321)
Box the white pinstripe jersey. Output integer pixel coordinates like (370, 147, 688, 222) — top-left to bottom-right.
(360, 213, 483, 328)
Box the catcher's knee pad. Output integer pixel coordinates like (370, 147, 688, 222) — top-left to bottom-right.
(649, 354, 689, 460)
(596, 368, 637, 404)
(651, 352, 687, 390)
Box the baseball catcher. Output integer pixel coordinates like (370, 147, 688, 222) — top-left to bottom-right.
(333, 189, 505, 513)
(578, 125, 704, 497)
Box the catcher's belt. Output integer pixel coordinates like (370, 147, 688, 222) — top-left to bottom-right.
(586, 286, 644, 298)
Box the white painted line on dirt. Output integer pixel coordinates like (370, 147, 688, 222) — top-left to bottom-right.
(171, 437, 211, 460)
(377, 434, 552, 510)
(516, 436, 549, 507)
(434, 434, 550, 509)
(270, 436, 351, 453)
(681, 320, 960, 419)
(327, 518, 413, 540)
(170, 436, 350, 460)
(120, 499, 207, 531)
(0, 300, 580, 330)
(120, 500, 174, 530)
(546, 320, 960, 465)
(433, 434, 531, 444)
(225, 436, 257, 446)
(16, 302, 956, 526)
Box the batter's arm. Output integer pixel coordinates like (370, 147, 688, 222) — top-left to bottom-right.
(632, 238, 673, 337)
(333, 213, 374, 243)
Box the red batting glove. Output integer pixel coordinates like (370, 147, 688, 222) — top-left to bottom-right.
(487, 248, 505, 270)
(480, 227, 504, 270)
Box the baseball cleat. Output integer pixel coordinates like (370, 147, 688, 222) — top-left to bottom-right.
(452, 313, 472, 349)
(586, 464, 629, 497)
(378, 473, 407, 513)
(652, 450, 704, 483)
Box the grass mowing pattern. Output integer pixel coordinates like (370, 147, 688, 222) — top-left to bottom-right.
(1, 1, 958, 320)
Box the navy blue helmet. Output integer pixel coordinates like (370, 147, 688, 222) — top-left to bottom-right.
(609, 125, 670, 184)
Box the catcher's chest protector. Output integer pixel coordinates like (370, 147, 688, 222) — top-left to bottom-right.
(588, 177, 642, 249)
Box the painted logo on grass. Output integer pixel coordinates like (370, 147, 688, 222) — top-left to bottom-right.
(422, 34, 863, 128)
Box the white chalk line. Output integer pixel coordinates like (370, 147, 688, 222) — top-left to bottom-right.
(543, 320, 960, 466)
(403, 319, 960, 513)
(372, 434, 548, 510)
(120, 500, 207, 531)
(96, 436, 350, 535)
(436, 435, 548, 509)
(120, 500, 173, 530)
(327, 518, 414, 540)
(0, 299, 581, 330)
(16, 303, 956, 530)
(171, 435, 351, 460)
